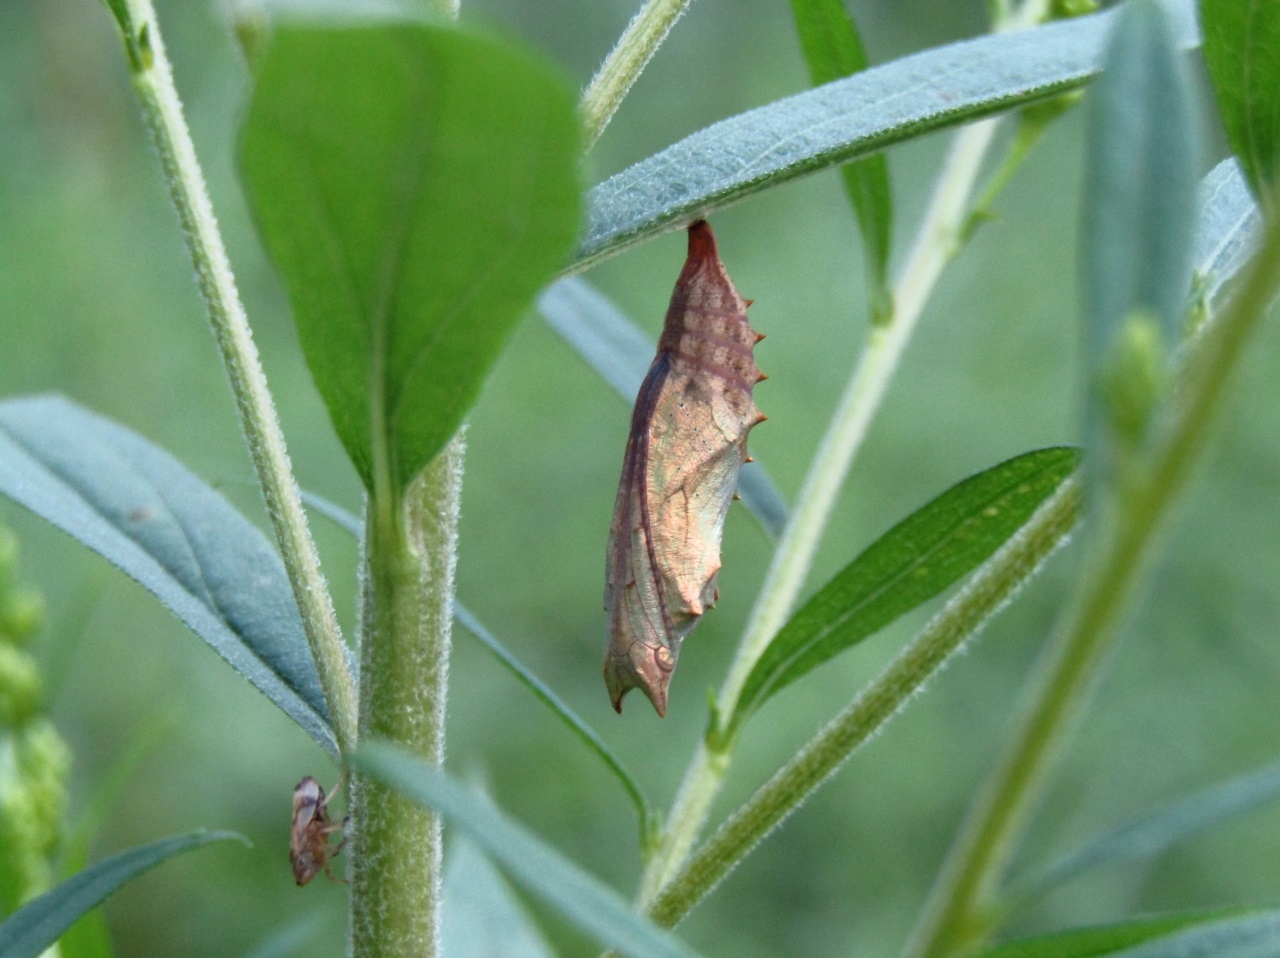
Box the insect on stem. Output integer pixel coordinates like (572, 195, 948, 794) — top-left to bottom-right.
(290, 773, 350, 886)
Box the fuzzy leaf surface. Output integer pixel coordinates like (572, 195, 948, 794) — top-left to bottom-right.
(0, 396, 335, 755)
(575, 1, 1197, 271)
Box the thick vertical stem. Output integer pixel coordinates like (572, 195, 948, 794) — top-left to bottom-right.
(350, 435, 465, 958)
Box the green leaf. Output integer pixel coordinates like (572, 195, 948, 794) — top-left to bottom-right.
(0, 396, 336, 756)
(240, 23, 582, 491)
(789, 0, 892, 319)
(1192, 158, 1262, 309)
(975, 911, 1252, 958)
(1081, 0, 1199, 353)
(1108, 911, 1280, 958)
(1200, 0, 1280, 217)
(574, 2, 1198, 272)
(1010, 759, 1280, 904)
(537, 278, 788, 539)
(729, 447, 1080, 731)
(352, 743, 705, 958)
(57, 716, 168, 958)
(442, 835, 552, 958)
(1080, 0, 1199, 490)
(0, 831, 244, 958)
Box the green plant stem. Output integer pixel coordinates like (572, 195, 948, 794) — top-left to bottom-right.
(350, 435, 465, 958)
(107, 0, 357, 754)
(905, 216, 1280, 958)
(647, 475, 1081, 928)
(580, 0, 692, 150)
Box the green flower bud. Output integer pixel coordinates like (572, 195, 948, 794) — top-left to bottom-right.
(0, 646, 42, 728)
(0, 588, 44, 647)
(1097, 310, 1168, 453)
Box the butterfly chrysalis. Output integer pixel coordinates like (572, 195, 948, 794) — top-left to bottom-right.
(604, 220, 765, 716)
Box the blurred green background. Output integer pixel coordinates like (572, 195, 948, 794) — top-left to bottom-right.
(2, 1, 1280, 956)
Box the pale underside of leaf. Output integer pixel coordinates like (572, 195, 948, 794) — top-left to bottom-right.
(573, 0, 1198, 272)
(0, 396, 336, 756)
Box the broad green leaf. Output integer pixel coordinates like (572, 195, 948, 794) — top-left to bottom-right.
(454, 605, 654, 846)
(0, 396, 336, 756)
(442, 835, 552, 958)
(975, 911, 1251, 958)
(1081, 0, 1198, 354)
(1111, 911, 1280, 958)
(537, 278, 788, 539)
(573, 1, 1198, 272)
(789, 0, 892, 319)
(352, 743, 705, 958)
(1011, 759, 1280, 904)
(729, 447, 1080, 731)
(240, 24, 581, 491)
(1192, 158, 1262, 309)
(0, 831, 244, 958)
(1200, 0, 1280, 217)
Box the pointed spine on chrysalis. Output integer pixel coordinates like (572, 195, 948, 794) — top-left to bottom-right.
(603, 220, 765, 716)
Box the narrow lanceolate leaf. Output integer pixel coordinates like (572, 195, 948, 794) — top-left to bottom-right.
(789, 0, 892, 319)
(574, 1, 1199, 272)
(454, 605, 653, 841)
(604, 222, 766, 717)
(441, 836, 553, 958)
(241, 24, 581, 491)
(1082, 0, 1198, 355)
(1011, 760, 1280, 904)
(974, 911, 1252, 958)
(0, 831, 244, 958)
(0, 397, 336, 755)
(1200, 0, 1280, 217)
(729, 447, 1080, 732)
(1192, 158, 1262, 309)
(352, 743, 705, 958)
(538, 277, 788, 539)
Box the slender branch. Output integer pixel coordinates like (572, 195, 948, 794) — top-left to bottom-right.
(107, 0, 357, 753)
(904, 217, 1280, 958)
(648, 476, 1081, 927)
(580, 0, 693, 150)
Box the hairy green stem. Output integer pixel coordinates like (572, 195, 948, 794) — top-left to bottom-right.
(905, 218, 1280, 958)
(649, 476, 1081, 927)
(580, 0, 693, 150)
(350, 436, 465, 958)
(105, 0, 357, 754)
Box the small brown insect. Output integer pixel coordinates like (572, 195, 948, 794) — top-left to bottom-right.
(604, 220, 766, 716)
(290, 774, 348, 886)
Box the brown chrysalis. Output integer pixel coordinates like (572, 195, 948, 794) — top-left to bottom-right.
(604, 220, 765, 716)
(290, 774, 348, 886)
